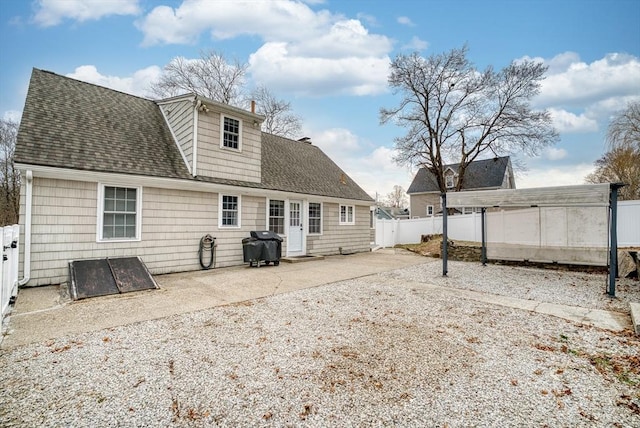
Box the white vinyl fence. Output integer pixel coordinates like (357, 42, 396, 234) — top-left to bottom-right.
(1, 225, 19, 318)
(375, 201, 640, 265)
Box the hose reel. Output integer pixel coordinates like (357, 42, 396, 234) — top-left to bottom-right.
(198, 234, 216, 270)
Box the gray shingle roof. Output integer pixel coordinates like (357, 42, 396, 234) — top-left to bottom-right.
(15, 69, 372, 202)
(407, 156, 511, 194)
(15, 69, 192, 180)
(261, 133, 372, 200)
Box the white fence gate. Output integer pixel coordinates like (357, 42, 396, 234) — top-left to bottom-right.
(375, 201, 640, 265)
(1, 225, 19, 318)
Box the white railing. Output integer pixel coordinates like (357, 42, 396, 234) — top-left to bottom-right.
(1, 225, 19, 318)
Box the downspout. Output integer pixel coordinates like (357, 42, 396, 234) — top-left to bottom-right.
(18, 170, 32, 286)
(192, 98, 199, 177)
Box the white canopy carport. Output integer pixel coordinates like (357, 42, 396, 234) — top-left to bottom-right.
(441, 183, 623, 297)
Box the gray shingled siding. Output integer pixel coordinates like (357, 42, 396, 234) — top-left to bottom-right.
(307, 204, 371, 255)
(160, 99, 195, 170)
(196, 110, 262, 183)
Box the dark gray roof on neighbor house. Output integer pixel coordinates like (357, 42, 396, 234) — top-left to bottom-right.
(15, 69, 372, 202)
(407, 156, 512, 194)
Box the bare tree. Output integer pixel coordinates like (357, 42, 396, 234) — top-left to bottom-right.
(586, 102, 640, 200)
(607, 101, 640, 151)
(0, 118, 20, 226)
(586, 146, 640, 200)
(380, 45, 558, 192)
(384, 185, 408, 208)
(151, 50, 303, 137)
(150, 49, 248, 105)
(249, 85, 302, 138)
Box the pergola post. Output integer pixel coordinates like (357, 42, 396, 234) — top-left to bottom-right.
(442, 192, 448, 276)
(608, 183, 623, 297)
(481, 207, 487, 266)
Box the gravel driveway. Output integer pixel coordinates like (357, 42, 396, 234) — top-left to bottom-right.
(1, 260, 638, 427)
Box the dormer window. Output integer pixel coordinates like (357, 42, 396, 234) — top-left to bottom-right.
(445, 173, 455, 189)
(221, 115, 241, 150)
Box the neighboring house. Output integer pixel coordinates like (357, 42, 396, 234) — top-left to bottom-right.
(14, 69, 374, 286)
(375, 206, 410, 220)
(407, 157, 515, 217)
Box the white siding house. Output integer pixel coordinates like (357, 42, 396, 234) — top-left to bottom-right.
(15, 69, 374, 286)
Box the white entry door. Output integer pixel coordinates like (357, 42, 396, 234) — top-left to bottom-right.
(288, 200, 304, 255)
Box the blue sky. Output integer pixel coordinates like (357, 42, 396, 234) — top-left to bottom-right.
(1, 0, 639, 200)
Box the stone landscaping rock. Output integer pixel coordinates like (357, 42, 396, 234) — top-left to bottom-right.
(617, 250, 638, 278)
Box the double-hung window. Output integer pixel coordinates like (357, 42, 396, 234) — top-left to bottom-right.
(220, 195, 240, 228)
(308, 202, 322, 234)
(221, 115, 241, 150)
(99, 185, 140, 241)
(269, 199, 285, 234)
(427, 205, 434, 216)
(339, 204, 355, 225)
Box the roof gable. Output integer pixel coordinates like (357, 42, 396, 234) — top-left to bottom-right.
(407, 156, 512, 194)
(15, 69, 191, 180)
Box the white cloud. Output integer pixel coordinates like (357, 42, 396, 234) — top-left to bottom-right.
(547, 108, 598, 133)
(33, 0, 140, 27)
(304, 126, 413, 198)
(66, 65, 162, 97)
(249, 42, 390, 96)
(3, 110, 22, 122)
(516, 164, 595, 189)
(584, 94, 640, 121)
(401, 36, 428, 51)
(536, 53, 640, 107)
(311, 128, 361, 156)
(137, 0, 334, 46)
(138, 0, 392, 96)
(544, 147, 568, 161)
(397, 16, 414, 26)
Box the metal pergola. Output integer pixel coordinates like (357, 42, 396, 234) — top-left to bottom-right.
(441, 183, 624, 297)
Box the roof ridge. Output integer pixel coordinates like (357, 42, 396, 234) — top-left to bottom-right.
(441, 155, 510, 169)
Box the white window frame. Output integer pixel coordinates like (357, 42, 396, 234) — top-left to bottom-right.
(267, 198, 286, 235)
(427, 205, 434, 216)
(308, 202, 323, 235)
(463, 206, 474, 215)
(339, 204, 355, 225)
(219, 194, 241, 228)
(96, 184, 142, 242)
(220, 114, 242, 151)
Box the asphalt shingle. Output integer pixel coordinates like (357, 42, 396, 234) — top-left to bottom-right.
(407, 157, 511, 194)
(15, 69, 372, 202)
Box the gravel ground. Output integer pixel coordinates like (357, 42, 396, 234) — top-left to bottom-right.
(1, 261, 638, 427)
(379, 260, 640, 314)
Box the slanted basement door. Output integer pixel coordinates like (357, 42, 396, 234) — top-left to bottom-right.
(69, 256, 159, 300)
